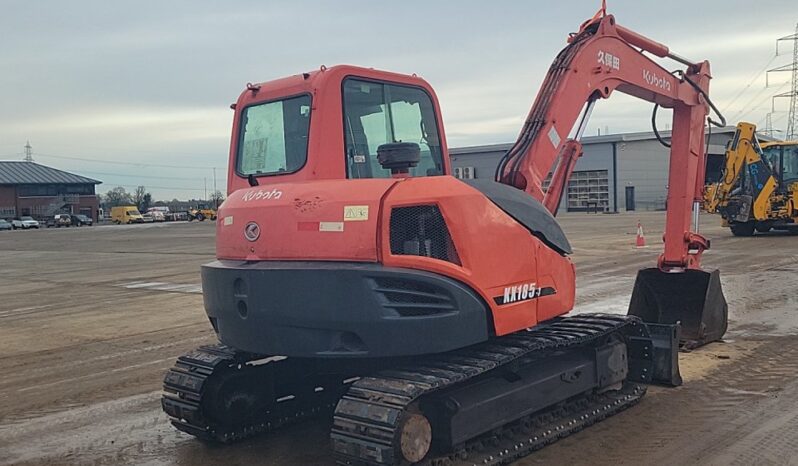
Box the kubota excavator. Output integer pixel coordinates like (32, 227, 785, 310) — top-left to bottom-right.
(162, 8, 728, 464)
(704, 122, 798, 236)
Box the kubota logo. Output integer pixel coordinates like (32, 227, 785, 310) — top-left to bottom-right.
(643, 69, 671, 92)
(244, 222, 260, 241)
(242, 188, 283, 201)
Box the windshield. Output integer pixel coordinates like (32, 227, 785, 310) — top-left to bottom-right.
(237, 94, 312, 176)
(127, 210, 141, 216)
(763, 144, 798, 183)
(343, 78, 443, 179)
(21, 216, 33, 221)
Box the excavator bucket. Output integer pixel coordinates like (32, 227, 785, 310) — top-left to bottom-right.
(628, 268, 728, 349)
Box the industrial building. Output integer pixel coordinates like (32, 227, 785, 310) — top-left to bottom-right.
(450, 127, 743, 212)
(0, 161, 101, 221)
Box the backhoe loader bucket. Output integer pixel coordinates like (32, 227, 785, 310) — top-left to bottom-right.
(628, 268, 727, 349)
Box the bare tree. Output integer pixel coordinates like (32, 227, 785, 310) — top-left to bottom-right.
(104, 187, 133, 207)
(210, 190, 225, 208)
(133, 186, 146, 208)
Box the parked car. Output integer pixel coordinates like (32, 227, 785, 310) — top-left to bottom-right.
(70, 214, 93, 226)
(141, 213, 155, 223)
(145, 209, 165, 222)
(11, 216, 40, 229)
(47, 214, 72, 228)
(0, 219, 11, 231)
(166, 211, 187, 221)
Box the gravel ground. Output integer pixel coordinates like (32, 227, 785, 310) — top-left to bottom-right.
(1, 212, 796, 465)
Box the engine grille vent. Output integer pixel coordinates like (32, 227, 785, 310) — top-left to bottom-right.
(389, 205, 461, 265)
(371, 277, 456, 317)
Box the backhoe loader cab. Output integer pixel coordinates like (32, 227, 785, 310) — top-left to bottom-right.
(762, 141, 798, 188)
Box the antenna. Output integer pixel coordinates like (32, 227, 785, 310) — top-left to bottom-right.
(23, 141, 33, 162)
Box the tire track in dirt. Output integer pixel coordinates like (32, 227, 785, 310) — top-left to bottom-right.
(0, 392, 182, 466)
(517, 336, 798, 465)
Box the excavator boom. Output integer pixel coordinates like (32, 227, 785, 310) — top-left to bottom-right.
(494, 13, 727, 346)
(498, 14, 716, 272)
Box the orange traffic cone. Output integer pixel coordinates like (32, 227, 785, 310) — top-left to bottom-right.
(635, 222, 646, 248)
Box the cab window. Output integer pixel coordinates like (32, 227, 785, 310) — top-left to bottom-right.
(237, 95, 312, 176)
(343, 78, 443, 179)
(783, 146, 798, 183)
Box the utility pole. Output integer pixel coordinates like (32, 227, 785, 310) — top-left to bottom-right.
(768, 24, 798, 139)
(213, 168, 218, 208)
(23, 141, 33, 162)
(204, 177, 208, 203)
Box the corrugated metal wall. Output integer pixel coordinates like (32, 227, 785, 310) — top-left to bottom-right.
(450, 130, 736, 213)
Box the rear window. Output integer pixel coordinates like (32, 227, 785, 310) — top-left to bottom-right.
(342, 79, 443, 179)
(237, 94, 312, 176)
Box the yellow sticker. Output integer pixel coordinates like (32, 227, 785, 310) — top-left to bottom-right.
(344, 205, 369, 221)
(223, 216, 233, 226)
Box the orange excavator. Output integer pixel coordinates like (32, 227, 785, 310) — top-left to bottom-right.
(162, 7, 727, 464)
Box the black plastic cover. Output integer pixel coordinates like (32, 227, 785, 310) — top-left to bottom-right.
(463, 179, 572, 255)
(202, 260, 489, 358)
(377, 142, 421, 170)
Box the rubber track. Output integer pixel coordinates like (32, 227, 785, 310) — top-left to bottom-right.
(161, 344, 334, 442)
(330, 314, 648, 465)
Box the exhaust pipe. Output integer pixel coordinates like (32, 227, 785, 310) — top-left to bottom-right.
(628, 268, 728, 349)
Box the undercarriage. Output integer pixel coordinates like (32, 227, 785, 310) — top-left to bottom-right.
(162, 314, 679, 464)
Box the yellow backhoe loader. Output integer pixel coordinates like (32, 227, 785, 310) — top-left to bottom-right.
(705, 122, 798, 236)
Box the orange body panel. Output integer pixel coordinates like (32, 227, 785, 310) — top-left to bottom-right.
(216, 173, 575, 336)
(380, 177, 575, 335)
(217, 179, 394, 262)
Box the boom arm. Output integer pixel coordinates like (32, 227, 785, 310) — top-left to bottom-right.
(496, 14, 715, 271)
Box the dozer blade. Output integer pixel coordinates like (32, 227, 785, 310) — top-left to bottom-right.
(628, 268, 728, 349)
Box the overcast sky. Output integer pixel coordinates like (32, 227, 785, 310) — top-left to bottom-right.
(1, 0, 797, 200)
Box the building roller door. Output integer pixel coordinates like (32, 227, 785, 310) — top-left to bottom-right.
(567, 170, 609, 212)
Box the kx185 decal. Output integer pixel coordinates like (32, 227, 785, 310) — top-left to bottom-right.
(494, 282, 557, 305)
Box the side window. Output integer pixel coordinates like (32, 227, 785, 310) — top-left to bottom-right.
(343, 79, 443, 179)
(238, 95, 312, 176)
(784, 146, 798, 182)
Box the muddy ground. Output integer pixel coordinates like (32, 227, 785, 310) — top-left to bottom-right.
(1, 212, 796, 465)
